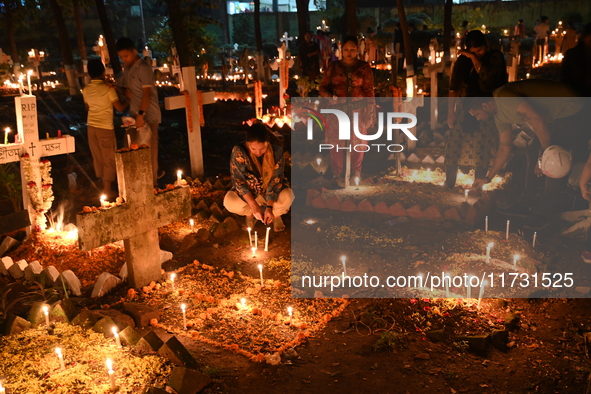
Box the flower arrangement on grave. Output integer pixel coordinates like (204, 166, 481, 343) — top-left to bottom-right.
(21, 154, 54, 230)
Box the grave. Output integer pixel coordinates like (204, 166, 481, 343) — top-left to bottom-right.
(76, 147, 191, 288)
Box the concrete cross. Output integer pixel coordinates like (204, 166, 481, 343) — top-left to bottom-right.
(0, 95, 75, 231)
(424, 38, 445, 130)
(280, 32, 293, 50)
(164, 66, 215, 177)
(76, 147, 190, 288)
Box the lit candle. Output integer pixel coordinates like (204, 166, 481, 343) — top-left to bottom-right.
(258, 264, 264, 286)
(127, 134, 131, 148)
(170, 273, 176, 291)
(287, 306, 293, 323)
(18, 75, 24, 94)
(254, 231, 258, 249)
(43, 305, 50, 328)
(100, 194, 106, 207)
(3, 127, 9, 145)
(264, 227, 270, 251)
(0, 382, 5, 394)
(177, 170, 182, 185)
(341, 256, 347, 276)
(189, 219, 194, 232)
(27, 70, 32, 95)
(106, 358, 117, 391)
(464, 189, 469, 203)
(485, 242, 493, 263)
(112, 327, 122, 348)
(485, 216, 488, 232)
(181, 303, 187, 330)
(506, 220, 510, 240)
(477, 280, 487, 309)
(513, 254, 520, 269)
(46, 132, 49, 140)
(55, 347, 65, 370)
(247, 227, 253, 246)
(316, 158, 321, 167)
(355, 176, 360, 190)
(532, 232, 537, 248)
(241, 298, 246, 309)
(251, 246, 256, 257)
(467, 277, 472, 300)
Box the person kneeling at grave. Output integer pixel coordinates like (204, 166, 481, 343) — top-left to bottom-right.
(224, 123, 294, 232)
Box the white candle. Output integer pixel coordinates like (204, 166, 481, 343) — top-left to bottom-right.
(241, 298, 246, 309)
(43, 305, 50, 328)
(251, 246, 256, 257)
(127, 134, 131, 148)
(485, 242, 493, 263)
(464, 189, 469, 202)
(27, 70, 32, 95)
(181, 303, 187, 330)
(485, 216, 488, 232)
(247, 227, 253, 246)
(513, 254, 519, 269)
(477, 280, 487, 309)
(254, 231, 258, 249)
(19, 75, 24, 94)
(171, 273, 176, 291)
(177, 170, 182, 185)
(506, 220, 510, 240)
(56, 347, 65, 370)
(112, 327, 122, 348)
(100, 195, 106, 207)
(0, 382, 5, 394)
(532, 232, 537, 248)
(341, 256, 347, 276)
(258, 264, 264, 286)
(4, 127, 9, 145)
(316, 158, 321, 167)
(189, 219, 194, 232)
(287, 306, 293, 323)
(467, 277, 472, 300)
(106, 359, 117, 391)
(264, 227, 270, 251)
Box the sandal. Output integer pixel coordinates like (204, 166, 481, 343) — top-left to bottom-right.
(273, 217, 285, 232)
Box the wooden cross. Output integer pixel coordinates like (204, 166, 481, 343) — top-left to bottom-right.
(0, 95, 75, 231)
(280, 32, 293, 50)
(76, 147, 190, 288)
(164, 66, 215, 177)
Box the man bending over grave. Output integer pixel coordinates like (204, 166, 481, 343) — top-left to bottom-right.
(83, 58, 127, 198)
(470, 79, 586, 229)
(115, 37, 163, 185)
(224, 123, 294, 232)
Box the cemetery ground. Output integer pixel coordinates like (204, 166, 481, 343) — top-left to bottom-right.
(1, 90, 591, 393)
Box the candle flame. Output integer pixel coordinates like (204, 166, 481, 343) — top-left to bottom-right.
(171, 273, 176, 282)
(305, 219, 316, 224)
(177, 170, 182, 176)
(287, 306, 293, 316)
(316, 158, 321, 166)
(112, 326, 118, 335)
(43, 305, 49, 314)
(251, 247, 256, 255)
(189, 219, 194, 226)
(4, 127, 9, 134)
(241, 298, 246, 308)
(181, 303, 186, 312)
(340, 256, 346, 263)
(258, 264, 262, 271)
(488, 242, 494, 248)
(355, 176, 359, 186)
(106, 358, 113, 371)
(55, 347, 62, 355)
(514, 254, 520, 260)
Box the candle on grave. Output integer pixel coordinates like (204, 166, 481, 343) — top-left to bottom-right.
(513, 254, 520, 269)
(106, 358, 117, 391)
(506, 220, 510, 240)
(3, 127, 9, 145)
(254, 231, 258, 249)
(247, 227, 253, 246)
(43, 305, 50, 328)
(46, 132, 49, 140)
(189, 219, 194, 232)
(170, 273, 176, 291)
(55, 347, 66, 370)
(485, 242, 493, 263)
(112, 326, 122, 348)
(181, 303, 187, 330)
(464, 189, 469, 203)
(485, 216, 489, 232)
(27, 70, 32, 95)
(19, 75, 24, 94)
(251, 246, 256, 257)
(0, 382, 4, 394)
(127, 134, 131, 148)
(316, 158, 321, 167)
(241, 298, 246, 309)
(264, 227, 270, 251)
(177, 170, 182, 185)
(341, 256, 347, 276)
(355, 176, 360, 190)
(258, 264, 264, 286)
(287, 306, 293, 323)
(532, 232, 537, 248)
(100, 194, 106, 207)
(477, 280, 487, 309)
(466, 278, 472, 300)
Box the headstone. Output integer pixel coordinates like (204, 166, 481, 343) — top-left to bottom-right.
(124, 302, 160, 327)
(23, 260, 42, 281)
(8, 259, 27, 279)
(158, 336, 201, 369)
(0, 256, 14, 275)
(50, 299, 78, 323)
(28, 302, 47, 327)
(119, 325, 142, 346)
(136, 330, 164, 352)
(76, 148, 191, 289)
(93, 309, 135, 329)
(91, 272, 122, 298)
(93, 316, 118, 337)
(168, 367, 211, 394)
(41, 265, 60, 286)
(0, 237, 19, 257)
(160, 250, 173, 264)
(2, 314, 31, 335)
(71, 310, 98, 329)
(58, 270, 82, 296)
(163, 70, 216, 177)
(0, 211, 30, 235)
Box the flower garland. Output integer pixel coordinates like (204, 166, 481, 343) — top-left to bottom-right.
(21, 154, 54, 230)
(283, 58, 289, 90)
(254, 80, 263, 119)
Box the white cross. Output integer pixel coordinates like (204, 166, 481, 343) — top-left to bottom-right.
(280, 32, 293, 49)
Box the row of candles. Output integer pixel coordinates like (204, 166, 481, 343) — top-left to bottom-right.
(247, 226, 271, 254)
(38, 305, 120, 391)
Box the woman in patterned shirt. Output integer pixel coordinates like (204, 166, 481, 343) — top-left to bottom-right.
(223, 123, 294, 232)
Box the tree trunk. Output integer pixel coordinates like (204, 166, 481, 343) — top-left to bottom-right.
(94, 0, 122, 76)
(295, 0, 308, 42)
(345, 0, 357, 36)
(442, 0, 452, 58)
(396, 0, 414, 78)
(73, 0, 89, 85)
(48, 0, 79, 95)
(219, 0, 230, 45)
(165, 0, 193, 67)
(253, 0, 265, 81)
(4, 0, 20, 74)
